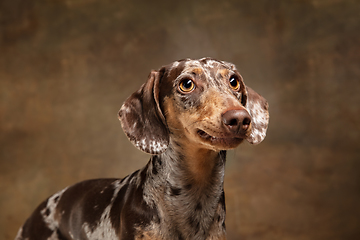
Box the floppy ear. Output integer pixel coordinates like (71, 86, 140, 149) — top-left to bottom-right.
(118, 70, 169, 154)
(245, 86, 269, 144)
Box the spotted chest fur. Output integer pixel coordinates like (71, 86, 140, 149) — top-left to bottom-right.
(140, 151, 227, 240)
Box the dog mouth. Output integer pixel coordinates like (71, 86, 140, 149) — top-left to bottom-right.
(197, 129, 244, 147)
(197, 130, 217, 141)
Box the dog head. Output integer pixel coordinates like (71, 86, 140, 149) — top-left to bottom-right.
(119, 58, 269, 154)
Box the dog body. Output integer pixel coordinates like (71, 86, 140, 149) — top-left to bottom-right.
(16, 58, 269, 240)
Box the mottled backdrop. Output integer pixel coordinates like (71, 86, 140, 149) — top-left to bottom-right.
(0, 0, 359, 239)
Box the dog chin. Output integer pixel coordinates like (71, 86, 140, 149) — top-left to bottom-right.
(197, 130, 244, 150)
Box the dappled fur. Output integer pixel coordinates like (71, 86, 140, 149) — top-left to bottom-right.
(16, 58, 269, 240)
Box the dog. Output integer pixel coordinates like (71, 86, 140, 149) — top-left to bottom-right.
(15, 58, 269, 240)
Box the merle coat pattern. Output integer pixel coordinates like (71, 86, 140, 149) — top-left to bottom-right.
(16, 58, 269, 240)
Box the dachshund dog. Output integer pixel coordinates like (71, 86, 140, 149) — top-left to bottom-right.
(16, 58, 269, 240)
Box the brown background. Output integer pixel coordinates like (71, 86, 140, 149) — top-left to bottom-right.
(1, 0, 359, 239)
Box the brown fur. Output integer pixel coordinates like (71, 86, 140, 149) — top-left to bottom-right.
(15, 58, 269, 240)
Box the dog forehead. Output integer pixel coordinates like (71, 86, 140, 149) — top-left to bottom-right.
(168, 58, 234, 79)
(189, 58, 234, 72)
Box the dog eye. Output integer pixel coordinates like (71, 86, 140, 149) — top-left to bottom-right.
(229, 76, 240, 91)
(179, 79, 195, 93)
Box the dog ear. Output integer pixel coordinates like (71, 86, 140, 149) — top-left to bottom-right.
(118, 70, 169, 154)
(245, 86, 269, 144)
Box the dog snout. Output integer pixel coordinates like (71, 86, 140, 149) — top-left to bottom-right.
(222, 109, 251, 135)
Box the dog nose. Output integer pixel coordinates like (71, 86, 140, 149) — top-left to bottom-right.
(222, 109, 251, 134)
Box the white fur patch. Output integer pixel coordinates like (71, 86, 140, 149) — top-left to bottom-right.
(41, 187, 68, 231)
(82, 205, 117, 240)
(133, 137, 168, 155)
(247, 100, 269, 144)
(200, 57, 218, 69)
(82, 180, 122, 239)
(14, 227, 23, 240)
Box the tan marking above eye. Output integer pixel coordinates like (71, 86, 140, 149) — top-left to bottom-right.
(191, 68, 203, 75)
(179, 79, 195, 93)
(229, 76, 240, 91)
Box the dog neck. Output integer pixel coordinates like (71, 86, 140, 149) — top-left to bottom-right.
(144, 141, 227, 238)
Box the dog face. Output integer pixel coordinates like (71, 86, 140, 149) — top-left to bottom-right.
(119, 58, 269, 154)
